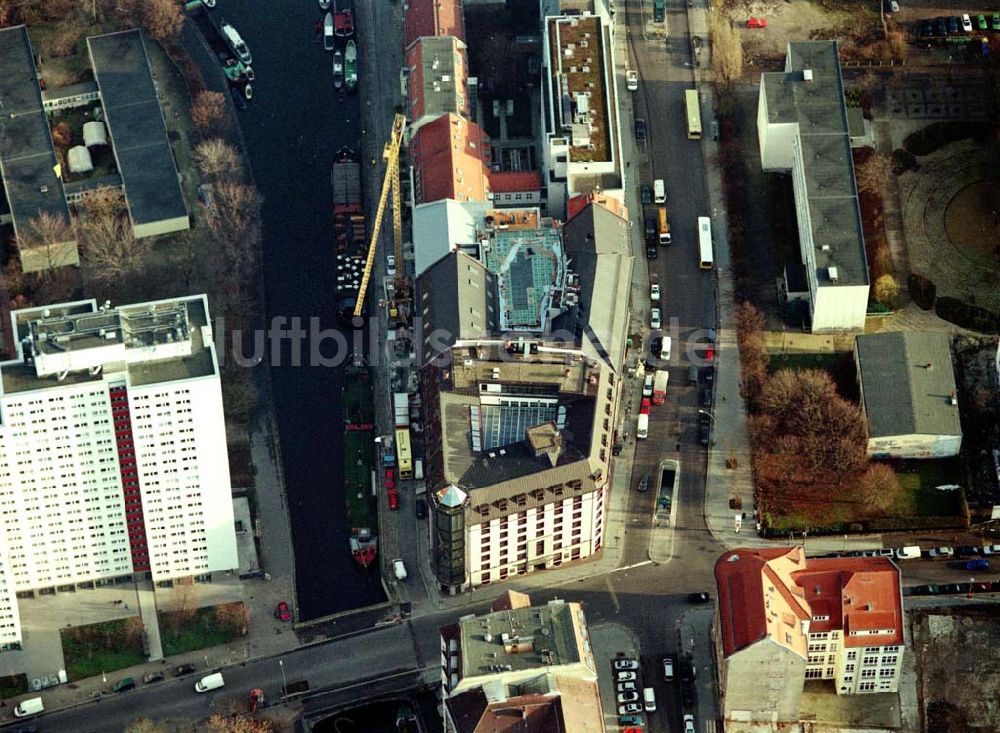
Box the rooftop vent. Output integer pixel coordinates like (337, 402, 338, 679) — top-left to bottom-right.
(948, 391, 958, 406)
(828, 266, 839, 282)
(803, 69, 814, 82)
(821, 244, 831, 252)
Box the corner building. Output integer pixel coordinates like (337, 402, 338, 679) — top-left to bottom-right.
(0, 295, 237, 649)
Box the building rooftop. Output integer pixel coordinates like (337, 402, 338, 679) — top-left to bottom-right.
(1, 295, 217, 395)
(715, 548, 903, 658)
(855, 331, 962, 439)
(87, 30, 189, 228)
(452, 599, 584, 679)
(407, 36, 468, 126)
(404, 0, 465, 47)
(412, 199, 492, 278)
(411, 113, 491, 204)
(481, 216, 564, 332)
(546, 15, 611, 164)
(489, 170, 542, 193)
(761, 41, 867, 290)
(0, 26, 75, 254)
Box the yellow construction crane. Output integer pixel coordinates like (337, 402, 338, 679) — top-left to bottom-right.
(352, 113, 406, 319)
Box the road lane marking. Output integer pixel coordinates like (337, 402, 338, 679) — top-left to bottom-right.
(605, 577, 620, 613)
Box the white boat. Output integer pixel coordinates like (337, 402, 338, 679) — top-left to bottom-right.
(323, 12, 334, 52)
(333, 50, 344, 91)
(319, 0, 331, 9)
(243, 83, 253, 101)
(220, 22, 252, 66)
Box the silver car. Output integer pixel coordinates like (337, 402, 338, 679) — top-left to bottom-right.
(617, 691, 640, 703)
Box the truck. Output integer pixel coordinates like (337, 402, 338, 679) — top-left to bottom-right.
(657, 205, 671, 245)
(653, 0, 665, 22)
(195, 673, 225, 692)
(652, 370, 668, 405)
(393, 392, 410, 428)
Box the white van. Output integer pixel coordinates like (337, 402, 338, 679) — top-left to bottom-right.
(895, 546, 921, 560)
(643, 687, 656, 712)
(195, 672, 225, 693)
(413, 459, 424, 481)
(13, 696, 44, 717)
(393, 558, 408, 581)
(653, 178, 666, 204)
(637, 413, 649, 440)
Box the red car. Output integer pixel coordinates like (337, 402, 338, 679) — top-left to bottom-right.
(747, 17, 767, 28)
(640, 398, 651, 415)
(387, 488, 399, 510)
(385, 468, 395, 490)
(274, 601, 291, 622)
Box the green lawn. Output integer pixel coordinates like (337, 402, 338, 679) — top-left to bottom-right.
(0, 673, 28, 699)
(891, 458, 964, 516)
(61, 620, 146, 681)
(159, 603, 245, 657)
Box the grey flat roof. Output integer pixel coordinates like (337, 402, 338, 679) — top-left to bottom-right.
(762, 41, 868, 289)
(414, 36, 465, 118)
(0, 26, 73, 239)
(87, 30, 188, 226)
(855, 332, 962, 439)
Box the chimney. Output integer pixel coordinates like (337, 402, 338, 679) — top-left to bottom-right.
(803, 69, 814, 82)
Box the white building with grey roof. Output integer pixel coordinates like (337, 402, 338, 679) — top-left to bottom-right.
(418, 200, 632, 594)
(758, 41, 869, 332)
(0, 295, 238, 649)
(855, 332, 963, 459)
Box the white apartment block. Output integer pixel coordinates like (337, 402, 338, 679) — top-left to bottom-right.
(0, 295, 238, 649)
(758, 41, 870, 332)
(540, 0, 625, 219)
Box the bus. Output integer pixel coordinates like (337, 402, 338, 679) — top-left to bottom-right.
(697, 216, 713, 270)
(395, 427, 413, 479)
(684, 89, 702, 140)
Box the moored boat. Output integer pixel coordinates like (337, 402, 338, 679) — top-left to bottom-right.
(332, 49, 344, 91)
(344, 40, 357, 93)
(334, 0, 355, 38)
(323, 11, 334, 51)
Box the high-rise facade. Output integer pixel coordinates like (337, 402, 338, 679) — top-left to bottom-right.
(0, 295, 238, 649)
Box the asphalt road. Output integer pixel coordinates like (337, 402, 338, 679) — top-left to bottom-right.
(217, 0, 386, 618)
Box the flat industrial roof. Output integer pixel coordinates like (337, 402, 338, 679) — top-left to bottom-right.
(0, 26, 73, 240)
(87, 30, 188, 226)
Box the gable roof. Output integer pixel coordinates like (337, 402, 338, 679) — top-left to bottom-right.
(855, 331, 962, 439)
(411, 114, 491, 204)
(404, 0, 465, 47)
(489, 170, 542, 193)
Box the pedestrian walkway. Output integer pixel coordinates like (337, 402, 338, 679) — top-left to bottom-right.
(136, 583, 163, 661)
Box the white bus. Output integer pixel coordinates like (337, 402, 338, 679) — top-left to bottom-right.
(697, 216, 713, 270)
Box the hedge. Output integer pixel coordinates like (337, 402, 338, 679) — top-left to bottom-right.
(907, 273, 936, 310)
(935, 297, 1000, 334)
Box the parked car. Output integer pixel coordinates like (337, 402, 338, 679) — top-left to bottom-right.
(964, 558, 989, 571)
(618, 681, 638, 692)
(935, 16, 948, 35)
(701, 388, 713, 407)
(981, 544, 1000, 555)
(143, 671, 165, 684)
(956, 545, 979, 556)
(650, 284, 661, 302)
(684, 714, 696, 733)
(173, 663, 196, 677)
(976, 13, 988, 30)
(387, 488, 399, 510)
(641, 184, 653, 205)
(993, 12, 1000, 31)
(650, 308, 661, 330)
(703, 365, 714, 384)
(688, 592, 710, 603)
(614, 659, 640, 671)
(642, 374, 654, 397)
(911, 584, 940, 595)
(918, 19, 933, 37)
(928, 547, 954, 558)
(112, 677, 136, 693)
(634, 118, 647, 143)
(949, 16, 960, 34)
(626, 69, 639, 91)
(746, 17, 767, 28)
(616, 670, 637, 682)
(962, 13, 973, 32)
(661, 336, 672, 362)
(619, 714, 643, 726)
(386, 255, 397, 277)
(645, 216, 657, 242)
(384, 468, 395, 489)
(618, 691, 640, 704)
(699, 423, 710, 446)
(972, 581, 991, 593)
(619, 703, 643, 715)
(275, 601, 291, 621)
(646, 245, 658, 260)
(640, 398, 651, 416)
(663, 657, 675, 681)
(637, 475, 650, 492)
(415, 498, 427, 519)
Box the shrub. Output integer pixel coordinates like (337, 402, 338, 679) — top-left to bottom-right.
(908, 273, 936, 310)
(892, 148, 918, 173)
(935, 297, 1000, 334)
(873, 274, 900, 309)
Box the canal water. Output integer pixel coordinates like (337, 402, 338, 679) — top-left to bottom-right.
(220, 0, 386, 618)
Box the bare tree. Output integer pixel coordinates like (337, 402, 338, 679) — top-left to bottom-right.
(709, 9, 744, 84)
(215, 601, 249, 636)
(857, 461, 903, 516)
(194, 139, 244, 184)
(44, 9, 88, 57)
(855, 152, 894, 194)
(77, 187, 152, 283)
(20, 210, 77, 276)
(191, 91, 227, 135)
(123, 719, 172, 733)
(131, 0, 184, 43)
(207, 715, 274, 733)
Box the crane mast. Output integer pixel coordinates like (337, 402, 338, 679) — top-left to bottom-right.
(352, 113, 406, 319)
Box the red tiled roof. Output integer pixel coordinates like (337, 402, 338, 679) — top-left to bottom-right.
(488, 170, 541, 193)
(566, 193, 627, 222)
(716, 548, 904, 658)
(405, 0, 466, 47)
(411, 114, 491, 204)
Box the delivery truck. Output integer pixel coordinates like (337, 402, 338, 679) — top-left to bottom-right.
(637, 413, 649, 439)
(652, 370, 669, 405)
(13, 697, 44, 717)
